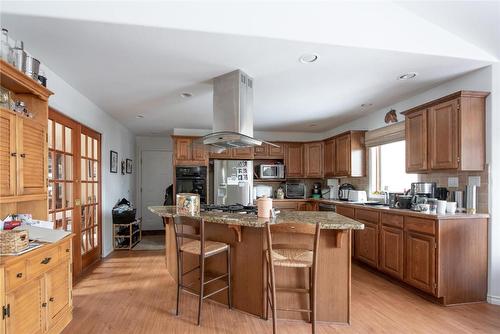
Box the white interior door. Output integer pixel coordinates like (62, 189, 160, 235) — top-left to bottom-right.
(141, 150, 172, 230)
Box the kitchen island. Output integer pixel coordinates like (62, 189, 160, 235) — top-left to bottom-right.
(149, 206, 363, 324)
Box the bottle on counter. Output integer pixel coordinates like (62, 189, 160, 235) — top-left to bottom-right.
(276, 187, 285, 200)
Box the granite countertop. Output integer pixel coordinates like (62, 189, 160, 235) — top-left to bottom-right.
(148, 206, 364, 230)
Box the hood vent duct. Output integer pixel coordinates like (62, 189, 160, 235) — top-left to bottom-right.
(196, 70, 278, 153)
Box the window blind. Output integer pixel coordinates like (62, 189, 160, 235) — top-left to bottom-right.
(364, 121, 405, 147)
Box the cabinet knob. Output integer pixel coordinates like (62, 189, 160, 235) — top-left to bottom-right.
(40, 257, 52, 265)
(42, 302, 47, 307)
(66, 248, 70, 253)
(49, 297, 54, 302)
(16, 272, 23, 278)
(10, 152, 16, 157)
(20, 153, 26, 158)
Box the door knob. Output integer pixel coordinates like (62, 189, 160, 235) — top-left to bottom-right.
(10, 152, 16, 157)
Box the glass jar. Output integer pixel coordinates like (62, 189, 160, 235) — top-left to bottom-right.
(1, 28, 14, 65)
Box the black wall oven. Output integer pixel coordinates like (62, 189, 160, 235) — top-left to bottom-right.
(175, 166, 207, 204)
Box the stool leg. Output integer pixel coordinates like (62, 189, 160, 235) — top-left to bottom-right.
(227, 247, 232, 309)
(176, 251, 182, 316)
(308, 267, 312, 323)
(269, 255, 277, 334)
(197, 255, 205, 326)
(311, 267, 316, 334)
(265, 258, 269, 321)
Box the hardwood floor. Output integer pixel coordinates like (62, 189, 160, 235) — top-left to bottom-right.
(63, 251, 500, 334)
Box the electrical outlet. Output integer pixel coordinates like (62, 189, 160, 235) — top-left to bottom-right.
(468, 176, 481, 187)
(448, 177, 459, 188)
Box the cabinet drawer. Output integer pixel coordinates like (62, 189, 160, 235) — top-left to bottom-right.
(336, 206, 355, 219)
(355, 208, 379, 224)
(273, 201, 298, 211)
(5, 260, 27, 291)
(405, 216, 435, 235)
(381, 213, 404, 228)
(27, 246, 60, 278)
(59, 240, 71, 260)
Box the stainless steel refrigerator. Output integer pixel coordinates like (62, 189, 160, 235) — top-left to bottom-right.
(213, 160, 253, 206)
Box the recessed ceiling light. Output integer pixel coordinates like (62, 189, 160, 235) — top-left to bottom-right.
(361, 103, 373, 108)
(299, 54, 319, 64)
(309, 123, 318, 127)
(398, 72, 418, 80)
(136, 115, 144, 119)
(180, 92, 193, 98)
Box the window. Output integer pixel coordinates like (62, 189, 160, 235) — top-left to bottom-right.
(369, 140, 417, 195)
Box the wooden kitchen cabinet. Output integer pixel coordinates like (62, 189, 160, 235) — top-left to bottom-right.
(404, 231, 436, 295)
(304, 141, 323, 178)
(403, 91, 488, 172)
(379, 225, 404, 279)
(285, 143, 304, 178)
(354, 220, 378, 268)
(208, 147, 254, 160)
(172, 136, 208, 166)
(1, 237, 73, 334)
(335, 133, 351, 176)
(323, 138, 336, 177)
(253, 142, 284, 159)
(405, 109, 428, 172)
(0, 109, 46, 198)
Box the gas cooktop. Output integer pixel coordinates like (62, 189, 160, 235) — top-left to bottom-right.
(201, 204, 257, 215)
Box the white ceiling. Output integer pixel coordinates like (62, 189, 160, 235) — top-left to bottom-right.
(1, 1, 499, 134)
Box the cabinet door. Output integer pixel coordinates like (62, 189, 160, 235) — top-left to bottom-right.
(405, 109, 428, 172)
(191, 142, 207, 162)
(354, 221, 378, 268)
(297, 202, 313, 211)
(253, 144, 268, 158)
(379, 225, 404, 279)
(285, 143, 304, 177)
(46, 262, 70, 328)
(273, 201, 298, 212)
(405, 231, 436, 294)
(5, 277, 45, 334)
(323, 139, 335, 177)
(174, 137, 191, 161)
(0, 110, 16, 196)
(335, 133, 351, 176)
(268, 142, 285, 158)
(428, 99, 459, 170)
(232, 147, 254, 159)
(304, 142, 323, 178)
(209, 149, 232, 159)
(18, 118, 46, 196)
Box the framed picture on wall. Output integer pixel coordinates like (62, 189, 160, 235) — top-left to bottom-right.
(110, 150, 118, 173)
(126, 159, 133, 174)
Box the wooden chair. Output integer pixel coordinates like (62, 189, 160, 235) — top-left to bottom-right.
(265, 222, 321, 334)
(173, 215, 232, 326)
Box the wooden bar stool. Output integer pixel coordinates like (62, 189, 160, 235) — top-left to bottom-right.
(265, 222, 321, 334)
(173, 215, 232, 326)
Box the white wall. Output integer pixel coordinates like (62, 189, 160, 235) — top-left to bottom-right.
(135, 135, 173, 225)
(322, 65, 499, 304)
(43, 65, 136, 257)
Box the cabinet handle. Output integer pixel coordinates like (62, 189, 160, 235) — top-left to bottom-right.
(66, 248, 70, 253)
(40, 257, 52, 265)
(20, 153, 26, 158)
(16, 272, 23, 278)
(42, 302, 47, 308)
(10, 152, 16, 157)
(49, 297, 54, 302)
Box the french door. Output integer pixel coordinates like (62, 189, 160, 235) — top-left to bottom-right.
(48, 109, 102, 279)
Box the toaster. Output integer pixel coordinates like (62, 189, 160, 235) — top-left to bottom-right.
(348, 190, 367, 203)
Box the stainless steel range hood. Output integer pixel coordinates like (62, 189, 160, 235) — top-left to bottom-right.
(197, 70, 277, 153)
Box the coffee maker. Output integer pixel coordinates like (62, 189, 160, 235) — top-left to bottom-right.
(410, 182, 436, 210)
(311, 182, 322, 199)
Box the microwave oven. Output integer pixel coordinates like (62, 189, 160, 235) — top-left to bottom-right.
(259, 164, 285, 179)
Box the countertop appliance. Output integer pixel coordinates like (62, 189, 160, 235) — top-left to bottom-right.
(396, 195, 413, 209)
(318, 203, 336, 212)
(435, 187, 449, 201)
(311, 182, 322, 198)
(388, 193, 403, 208)
(285, 182, 306, 199)
(327, 179, 339, 200)
(175, 166, 207, 204)
(338, 183, 355, 201)
(348, 190, 367, 203)
(259, 164, 285, 179)
(253, 184, 273, 200)
(214, 160, 253, 206)
(411, 182, 436, 198)
(451, 190, 465, 212)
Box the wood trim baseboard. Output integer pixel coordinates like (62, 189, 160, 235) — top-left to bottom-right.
(487, 295, 500, 305)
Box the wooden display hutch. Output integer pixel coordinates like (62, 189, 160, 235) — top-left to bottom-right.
(113, 218, 142, 250)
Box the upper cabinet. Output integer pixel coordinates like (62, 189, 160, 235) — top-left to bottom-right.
(253, 142, 285, 159)
(324, 131, 366, 178)
(209, 146, 254, 160)
(172, 136, 208, 166)
(403, 91, 488, 173)
(304, 141, 323, 178)
(285, 143, 304, 178)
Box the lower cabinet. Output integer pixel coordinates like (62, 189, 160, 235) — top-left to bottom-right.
(1, 238, 73, 334)
(354, 220, 378, 268)
(404, 231, 436, 295)
(379, 225, 404, 280)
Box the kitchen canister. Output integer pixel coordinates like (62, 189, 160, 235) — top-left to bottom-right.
(257, 196, 273, 218)
(437, 200, 447, 215)
(446, 201, 457, 214)
(176, 193, 200, 216)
